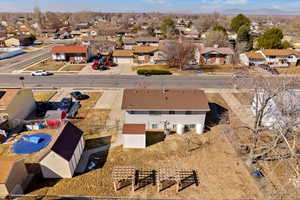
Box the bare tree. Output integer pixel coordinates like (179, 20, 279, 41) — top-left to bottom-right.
(164, 40, 195, 71)
(231, 75, 300, 198)
(204, 29, 229, 47)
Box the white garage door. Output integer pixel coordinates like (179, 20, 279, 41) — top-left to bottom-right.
(117, 57, 132, 64)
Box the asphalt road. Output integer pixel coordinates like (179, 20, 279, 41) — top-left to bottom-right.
(0, 74, 234, 89)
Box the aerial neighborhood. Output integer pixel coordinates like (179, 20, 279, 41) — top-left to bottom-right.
(0, 3, 300, 200)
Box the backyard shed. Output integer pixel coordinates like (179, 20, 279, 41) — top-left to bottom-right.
(40, 122, 85, 178)
(122, 124, 146, 149)
(0, 156, 28, 197)
(45, 110, 67, 128)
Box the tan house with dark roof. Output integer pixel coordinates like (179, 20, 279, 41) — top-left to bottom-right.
(0, 156, 28, 197)
(0, 89, 36, 129)
(121, 88, 210, 135)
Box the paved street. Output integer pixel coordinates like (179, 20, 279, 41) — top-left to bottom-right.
(0, 74, 234, 89)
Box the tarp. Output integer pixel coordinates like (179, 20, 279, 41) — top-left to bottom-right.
(12, 133, 52, 154)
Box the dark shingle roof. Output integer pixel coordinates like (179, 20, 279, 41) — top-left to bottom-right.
(51, 122, 83, 161)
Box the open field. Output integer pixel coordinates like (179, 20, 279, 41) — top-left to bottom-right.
(26, 58, 65, 71)
(33, 91, 57, 102)
(60, 64, 87, 71)
(276, 66, 300, 74)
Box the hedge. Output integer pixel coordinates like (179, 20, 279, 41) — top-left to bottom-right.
(137, 69, 172, 75)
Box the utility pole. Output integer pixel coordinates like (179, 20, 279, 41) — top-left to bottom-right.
(19, 76, 25, 88)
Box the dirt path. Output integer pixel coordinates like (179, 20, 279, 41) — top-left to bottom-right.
(220, 92, 255, 126)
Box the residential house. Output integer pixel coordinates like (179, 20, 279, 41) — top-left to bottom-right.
(240, 52, 266, 66)
(123, 39, 136, 50)
(51, 45, 92, 63)
(257, 49, 300, 67)
(5, 36, 35, 47)
(113, 50, 134, 64)
(0, 89, 36, 129)
(41, 29, 58, 38)
(121, 88, 210, 134)
(113, 46, 167, 64)
(135, 36, 159, 46)
(133, 46, 167, 64)
(195, 46, 234, 65)
(39, 122, 85, 178)
(0, 156, 29, 197)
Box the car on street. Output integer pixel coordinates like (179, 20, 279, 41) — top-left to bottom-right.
(31, 70, 53, 76)
(70, 91, 89, 100)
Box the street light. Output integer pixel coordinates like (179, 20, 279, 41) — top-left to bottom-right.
(19, 76, 25, 88)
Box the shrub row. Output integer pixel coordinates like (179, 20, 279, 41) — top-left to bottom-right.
(137, 69, 172, 75)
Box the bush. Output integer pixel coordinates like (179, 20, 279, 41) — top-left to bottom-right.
(137, 69, 172, 75)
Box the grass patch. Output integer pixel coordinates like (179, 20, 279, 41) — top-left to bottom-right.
(61, 64, 87, 71)
(202, 64, 249, 74)
(33, 91, 57, 102)
(133, 64, 181, 73)
(27, 58, 65, 71)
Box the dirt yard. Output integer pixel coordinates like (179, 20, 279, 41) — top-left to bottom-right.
(233, 93, 252, 105)
(27, 58, 65, 71)
(60, 64, 87, 72)
(33, 91, 57, 102)
(202, 64, 250, 74)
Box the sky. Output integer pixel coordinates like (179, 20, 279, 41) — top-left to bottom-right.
(0, 0, 300, 13)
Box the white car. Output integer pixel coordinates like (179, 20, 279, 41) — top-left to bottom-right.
(31, 70, 53, 76)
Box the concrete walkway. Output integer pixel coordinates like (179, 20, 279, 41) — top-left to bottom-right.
(220, 92, 255, 127)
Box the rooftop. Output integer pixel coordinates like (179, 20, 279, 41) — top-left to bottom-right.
(122, 88, 210, 111)
(261, 49, 300, 57)
(0, 89, 19, 110)
(245, 52, 265, 59)
(123, 124, 146, 134)
(50, 45, 88, 54)
(112, 49, 133, 57)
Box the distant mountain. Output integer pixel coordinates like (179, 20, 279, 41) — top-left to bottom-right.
(222, 8, 300, 16)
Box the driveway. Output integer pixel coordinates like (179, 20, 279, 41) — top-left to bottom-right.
(79, 64, 135, 75)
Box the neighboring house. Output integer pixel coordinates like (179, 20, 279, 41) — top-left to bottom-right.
(0, 89, 36, 129)
(113, 50, 134, 64)
(40, 122, 85, 178)
(195, 47, 234, 65)
(240, 52, 266, 66)
(45, 110, 67, 128)
(70, 30, 82, 38)
(257, 49, 300, 67)
(51, 45, 92, 63)
(133, 46, 167, 64)
(123, 39, 136, 50)
(4, 36, 34, 47)
(41, 29, 58, 38)
(121, 88, 210, 134)
(135, 36, 159, 46)
(113, 46, 167, 64)
(0, 156, 28, 197)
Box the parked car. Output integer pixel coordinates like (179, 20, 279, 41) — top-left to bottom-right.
(31, 70, 53, 76)
(70, 91, 89, 100)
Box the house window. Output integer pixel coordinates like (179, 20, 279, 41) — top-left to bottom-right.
(149, 111, 161, 115)
(185, 111, 192, 115)
(128, 111, 135, 114)
(152, 124, 158, 129)
(169, 111, 175, 114)
(269, 56, 276, 59)
(186, 124, 196, 129)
